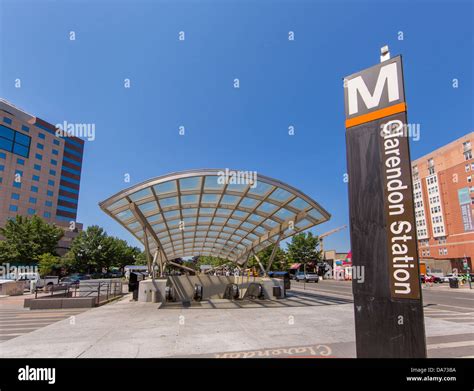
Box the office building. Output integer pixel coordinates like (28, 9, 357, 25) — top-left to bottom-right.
(412, 132, 474, 273)
(0, 99, 84, 254)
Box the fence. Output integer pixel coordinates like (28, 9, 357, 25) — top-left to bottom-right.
(35, 279, 124, 305)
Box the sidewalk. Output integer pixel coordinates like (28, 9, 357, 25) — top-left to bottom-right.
(0, 293, 473, 358)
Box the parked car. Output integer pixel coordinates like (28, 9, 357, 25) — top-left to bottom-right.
(294, 271, 319, 283)
(420, 274, 435, 284)
(442, 274, 463, 283)
(17, 272, 59, 290)
(421, 274, 442, 283)
(69, 273, 92, 281)
(59, 276, 80, 288)
(428, 273, 445, 283)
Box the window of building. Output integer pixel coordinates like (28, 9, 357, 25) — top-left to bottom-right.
(9, 205, 18, 212)
(17, 158, 25, 165)
(469, 176, 472, 183)
(36, 143, 44, 150)
(11, 193, 20, 200)
(32, 174, 40, 181)
(38, 133, 45, 139)
(30, 186, 38, 193)
(0, 124, 31, 158)
(47, 190, 53, 197)
(45, 200, 53, 207)
(3, 117, 12, 124)
(0, 164, 4, 172)
(52, 149, 59, 155)
(27, 208, 35, 215)
(0, 152, 5, 159)
(48, 179, 55, 186)
(50, 159, 57, 166)
(49, 169, 56, 176)
(29, 197, 37, 204)
(13, 181, 21, 189)
(35, 153, 42, 160)
(21, 125, 29, 133)
(465, 151, 472, 160)
(53, 139, 60, 146)
(43, 212, 51, 218)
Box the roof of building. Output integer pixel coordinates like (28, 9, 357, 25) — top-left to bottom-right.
(99, 169, 330, 265)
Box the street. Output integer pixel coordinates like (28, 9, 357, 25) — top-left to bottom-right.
(290, 279, 474, 358)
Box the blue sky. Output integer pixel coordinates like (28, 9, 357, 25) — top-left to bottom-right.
(1, 0, 472, 253)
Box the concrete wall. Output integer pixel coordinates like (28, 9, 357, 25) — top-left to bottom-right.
(0, 281, 25, 296)
(27, 297, 97, 310)
(168, 275, 284, 301)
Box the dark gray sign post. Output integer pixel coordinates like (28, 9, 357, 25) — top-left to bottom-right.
(344, 51, 427, 358)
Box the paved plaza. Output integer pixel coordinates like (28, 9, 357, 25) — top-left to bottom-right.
(0, 281, 473, 358)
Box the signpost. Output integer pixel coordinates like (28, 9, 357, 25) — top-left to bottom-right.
(344, 48, 427, 357)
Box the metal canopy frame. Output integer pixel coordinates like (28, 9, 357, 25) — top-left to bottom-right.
(99, 169, 330, 266)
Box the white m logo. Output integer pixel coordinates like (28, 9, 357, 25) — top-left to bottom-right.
(347, 62, 399, 116)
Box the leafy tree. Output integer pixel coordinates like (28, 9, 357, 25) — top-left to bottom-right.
(37, 253, 61, 276)
(108, 238, 143, 272)
(287, 232, 321, 266)
(0, 216, 64, 264)
(64, 226, 114, 273)
(64, 225, 145, 274)
(255, 244, 288, 271)
(192, 256, 228, 271)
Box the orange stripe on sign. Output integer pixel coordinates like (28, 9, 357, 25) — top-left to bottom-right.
(345, 102, 407, 128)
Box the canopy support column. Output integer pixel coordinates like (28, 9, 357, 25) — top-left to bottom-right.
(265, 233, 283, 276)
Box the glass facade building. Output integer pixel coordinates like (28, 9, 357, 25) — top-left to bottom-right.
(0, 99, 84, 253)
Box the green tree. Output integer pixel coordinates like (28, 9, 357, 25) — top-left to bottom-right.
(37, 253, 61, 276)
(64, 226, 114, 273)
(287, 232, 321, 266)
(64, 226, 146, 274)
(109, 238, 143, 271)
(192, 256, 228, 271)
(0, 216, 64, 264)
(255, 244, 288, 271)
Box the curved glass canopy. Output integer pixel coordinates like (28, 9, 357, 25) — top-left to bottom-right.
(99, 169, 330, 265)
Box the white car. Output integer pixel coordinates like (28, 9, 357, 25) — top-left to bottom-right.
(295, 272, 319, 283)
(17, 272, 59, 290)
(442, 274, 462, 283)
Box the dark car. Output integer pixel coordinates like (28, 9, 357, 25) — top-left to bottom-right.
(59, 276, 80, 288)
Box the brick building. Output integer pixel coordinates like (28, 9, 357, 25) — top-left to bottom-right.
(0, 99, 84, 255)
(412, 132, 474, 274)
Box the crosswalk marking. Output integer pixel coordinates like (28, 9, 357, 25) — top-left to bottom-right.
(428, 340, 474, 350)
(0, 307, 88, 343)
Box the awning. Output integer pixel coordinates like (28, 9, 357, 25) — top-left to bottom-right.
(290, 263, 302, 270)
(99, 169, 330, 265)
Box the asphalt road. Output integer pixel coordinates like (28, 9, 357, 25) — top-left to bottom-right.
(289, 278, 474, 312)
(290, 279, 474, 358)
